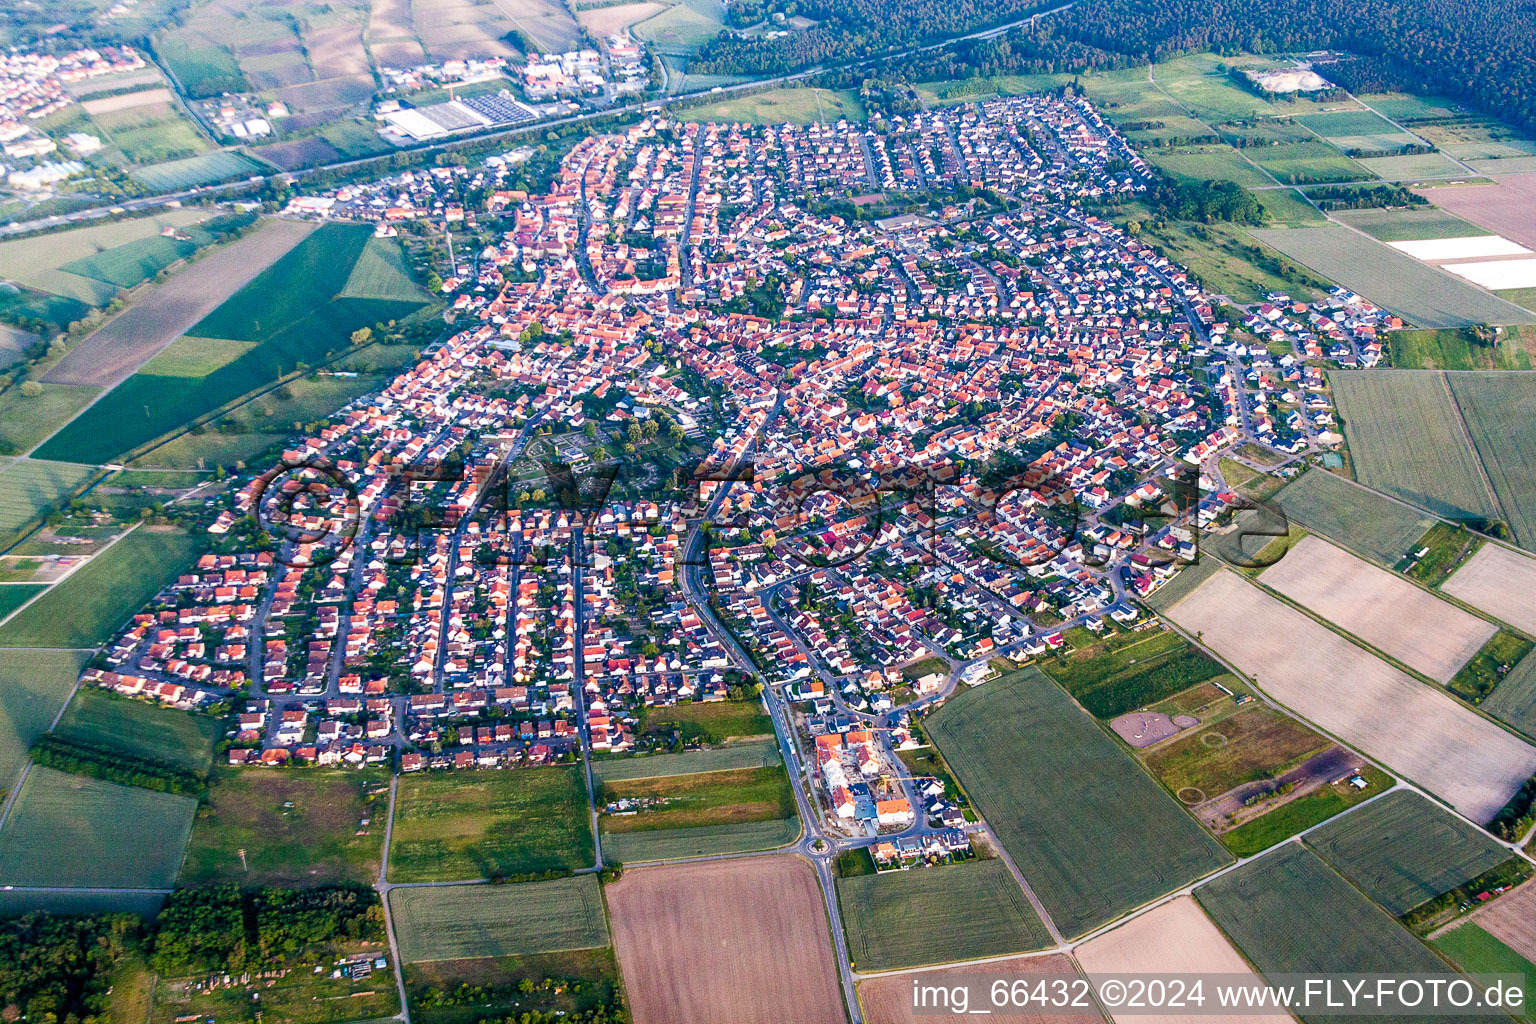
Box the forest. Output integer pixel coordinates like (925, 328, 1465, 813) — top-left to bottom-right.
(149, 884, 386, 975)
(0, 912, 140, 1024)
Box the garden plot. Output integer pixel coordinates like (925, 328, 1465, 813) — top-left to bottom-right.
(1442, 543, 1536, 635)
(1259, 534, 1496, 682)
(1165, 569, 1536, 824)
(1389, 236, 1533, 261)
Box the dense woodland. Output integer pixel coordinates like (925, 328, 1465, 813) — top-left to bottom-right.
(149, 885, 385, 975)
(0, 912, 140, 1024)
(702, 0, 1536, 136)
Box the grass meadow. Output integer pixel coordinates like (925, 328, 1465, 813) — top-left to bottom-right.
(389, 875, 609, 962)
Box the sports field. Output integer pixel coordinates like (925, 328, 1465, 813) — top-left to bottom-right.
(1197, 844, 1455, 998)
(926, 669, 1230, 938)
(388, 765, 594, 882)
(593, 737, 780, 781)
(0, 649, 87, 791)
(605, 856, 844, 1024)
(1251, 226, 1535, 327)
(181, 767, 388, 885)
(1443, 540, 1536, 636)
(1259, 535, 1496, 682)
(0, 459, 94, 534)
(0, 527, 205, 648)
(0, 766, 195, 887)
(389, 875, 609, 962)
(599, 817, 800, 862)
(54, 688, 220, 771)
(1266, 468, 1435, 565)
(1305, 790, 1514, 916)
(1164, 569, 1536, 824)
(1447, 373, 1536, 550)
(836, 859, 1051, 971)
(36, 223, 426, 465)
(1329, 370, 1501, 522)
(1074, 896, 1272, 1024)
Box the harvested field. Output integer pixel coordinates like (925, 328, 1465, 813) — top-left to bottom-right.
(1075, 896, 1273, 1024)
(577, 1, 667, 35)
(1421, 177, 1536, 251)
(1469, 878, 1536, 963)
(1267, 468, 1435, 565)
(606, 856, 844, 1024)
(836, 859, 1051, 971)
(1329, 370, 1499, 522)
(926, 669, 1230, 938)
(1305, 790, 1514, 916)
(42, 219, 315, 389)
(389, 875, 609, 962)
(1164, 569, 1536, 823)
(81, 87, 175, 114)
(859, 954, 1101, 1024)
(1197, 843, 1456, 1016)
(1260, 535, 1496, 681)
(1446, 373, 1536, 551)
(1251, 226, 1534, 327)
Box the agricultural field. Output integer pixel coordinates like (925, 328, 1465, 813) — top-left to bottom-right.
(1421, 176, 1536, 251)
(1329, 370, 1501, 523)
(1447, 629, 1534, 705)
(683, 87, 866, 126)
(1356, 152, 1470, 179)
(1463, 879, 1536, 964)
(180, 767, 389, 885)
(926, 669, 1230, 938)
(1331, 206, 1492, 242)
(1205, 766, 1392, 858)
(858, 954, 1098, 1024)
(0, 382, 99, 456)
(1144, 147, 1275, 187)
(342, 236, 433, 301)
(1249, 140, 1372, 185)
(1259, 535, 1496, 682)
(0, 585, 42, 619)
(1442, 543, 1536, 635)
(43, 218, 315, 390)
(389, 875, 609, 962)
(1196, 844, 1458, 1007)
(597, 765, 795, 833)
(1074, 896, 1273, 1024)
(0, 458, 95, 535)
(1388, 326, 1532, 370)
(130, 151, 268, 191)
(836, 859, 1051, 971)
(640, 697, 772, 743)
(605, 856, 844, 1024)
(54, 688, 220, 771)
(1252, 226, 1535, 327)
(1306, 790, 1519, 921)
(0, 527, 206, 648)
(599, 816, 800, 862)
(1400, 520, 1485, 588)
(593, 737, 780, 781)
(1265, 468, 1436, 566)
(388, 765, 594, 882)
(0, 649, 88, 792)
(630, 0, 726, 56)
(1433, 925, 1536, 1024)
(0, 889, 167, 917)
(1135, 216, 1327, 305)
(1447, 372, 1536, 551)
(1036, 626, 1226, 718)
(0, 766, 196, 887)
(1164, 569, 1536, 824)
(405, 949, 623, 1024)
(37, 223, 428, 465)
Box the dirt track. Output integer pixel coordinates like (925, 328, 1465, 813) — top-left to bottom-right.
(605, 855, 845, 1024)
(42, 218, 314, 389)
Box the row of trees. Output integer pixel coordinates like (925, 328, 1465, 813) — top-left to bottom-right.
(29, 735, 206, 797)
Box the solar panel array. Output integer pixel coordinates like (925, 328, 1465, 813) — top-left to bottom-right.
(461, 92, 538, 127)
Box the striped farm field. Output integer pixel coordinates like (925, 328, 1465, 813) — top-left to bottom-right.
(1331, 207, 1492, 243)
(1446, 373, 1536, 551)
(592, 738, 781, 782)
(599, 817, 800, 862)
(389, 875, 609, 963)
(836, 859, 1051, 971)
(1259, 535, 1496, 682)
(1164, 569, 1536, 824)
(926, 669, 1230, 938)
(0, 459, 95, 534)
(1266, 468, 1435, 566)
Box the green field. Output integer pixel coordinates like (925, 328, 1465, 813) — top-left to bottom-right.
(1038, 629, 1226, 718)
(1218, 765, 1393, 857)
(1267, 468, 1437, 566)
(1295, 110, 1402, 137)
(1403, 520, 1485, 586)
(1484, 652, 1536, 740)
(390, 875, 609, 963)
(1305, 790, 1515, 917)
(597, 765, 794, 833)
(0, 766, 196, 887)
(592, 737, 780, 781)
(0, 459, 95, 533)
(1357, 152, 1471, 179)
(139, 336, 256, 376)
(1447, 373, 1536, 551)
(598, 817, 800, 862)
(153, 36, 248, 98)
(36, 224, 429, 465)
(1197, 843, 1456, 1018)
(1253, 226, 1535, 328)
(1329, 370, 1501, 523)
(1388, 327, 1531, 370)
(1251, 141, 1373, 184)
(0, 889, 166, 917)
(836, 859, 1050, 971)
(341, 236, 432, 301)
(1145, 705, 1330, 801)
(389, 766, 594, 883)
(405, 949, 623, 1024)
(130, 151, 265, 191)
(1146, 147, 1275, 187)
(682, 87, 866, 125)
(181, 767, 388, 885)
(54, 688, 220, 771)
(0, 584, 44, 619)
(631, 0, 725, 53)
(1331, 207, 1492, 242)
(1433, 924, 1536, 1023)
(640, 698, 773, 743)
(0, 382, 99, 456)
(0, 528, 206, 648)
(926, 669, 1229, 938)
(0, 649, 87, 792)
